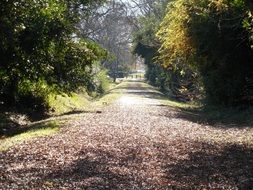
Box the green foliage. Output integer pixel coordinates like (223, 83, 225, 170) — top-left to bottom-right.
(0, 0, 108, 111)
(157, 0, 253, 105)
(133, 42, 160, 86)
(157, 0, 195, 69)
(133, 0, 200, 100)
(96, 70, 110, 94)
(133, 0, 169, 89)
(243, 3, 253, 48)
(46, 91, 91, 115)
(17, 79, 56, 111)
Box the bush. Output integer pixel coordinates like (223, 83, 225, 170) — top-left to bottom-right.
(157, 0, 253, 106)
(96, 70, 110, 94)
(190, 0, 253, 105)
(17, 79, 56, 112)
(0, 0, 107, 111)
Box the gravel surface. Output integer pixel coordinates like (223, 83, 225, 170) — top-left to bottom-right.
(1, 80, 253, 190)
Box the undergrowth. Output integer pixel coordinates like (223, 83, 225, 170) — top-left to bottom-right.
(0, 122, 59, 151)
(0, 80, 125, 151)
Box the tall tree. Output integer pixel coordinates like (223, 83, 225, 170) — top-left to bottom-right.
(79, 0, 137, 81)
(0, 0, 107, 108)
(157, 0, 253, 105)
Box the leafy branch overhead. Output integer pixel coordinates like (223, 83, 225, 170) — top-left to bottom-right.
(0, 0, 108, 109)
(133, 0, 253, 105)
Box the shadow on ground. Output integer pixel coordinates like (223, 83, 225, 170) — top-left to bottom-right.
(0, 118, 57, 138)
(54, 143, 253, 189)
(114, 81, 166, 100)
(0, 105, 50, 137)
(44, 149, 138, 189)
(173, 106, 253, 128)
(2, 141, 253, 189)
(165, 142, 253, 189)
(0, 113, 20, 137)
(114, 80, 253, 128)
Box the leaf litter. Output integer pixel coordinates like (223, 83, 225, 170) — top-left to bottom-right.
(1, 81, 253, 189)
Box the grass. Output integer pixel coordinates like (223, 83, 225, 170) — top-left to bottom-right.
(138, 80, 253, 127)
(136, 81, 197, 109)
(163, 97, 253, 127)
(161, 98, 198, 109)
(46, 82, 125, 114)
(0, 122, 59, 152)
(92, 81, 128, 108)
(0, 81, 126, 151)
(47, 92, 91, 115)
(194, 105, 253, 126)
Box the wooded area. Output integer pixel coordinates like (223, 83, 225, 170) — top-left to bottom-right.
(1, 0, 253, 111)
(134, 0, 253, 105)
(1, 0, 253, 189)
(0, 0, 137, 114)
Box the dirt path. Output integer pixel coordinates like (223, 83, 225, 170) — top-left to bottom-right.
(1, 80, 253, 189)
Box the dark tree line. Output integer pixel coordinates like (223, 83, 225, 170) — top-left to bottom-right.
(133, 0, 253, 105)
(1, 0, 253, 110)
(0, 0, 108, 110)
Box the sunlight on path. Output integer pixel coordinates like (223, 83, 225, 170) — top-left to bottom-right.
(118, 95, 160, 106)
(116, 80, 161, 106)
(1, 80, 253, 190)
(118, 96, 142, 105)
(117, 93, 160, 106)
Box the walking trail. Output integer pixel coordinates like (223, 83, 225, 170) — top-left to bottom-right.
(1, 80, 253, 189)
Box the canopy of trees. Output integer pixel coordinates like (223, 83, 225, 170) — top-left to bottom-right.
(134, 0, 253, 105)
(158, 0, 253, 105)
(133, 0, 200, 100)
(1, 0, 253, 109)
(79, 1, 137, 80)
(0, 0, 108, 110)
(133, 0, 168, 87)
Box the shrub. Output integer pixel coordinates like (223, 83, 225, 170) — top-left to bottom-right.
(157, 0, 253, 106)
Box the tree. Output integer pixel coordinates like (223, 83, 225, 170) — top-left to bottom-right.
(132, 0, 170, 86)
(79, 0, 137, 81)
(0, 0, 107, 109)
(157, 0, 253, 105)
